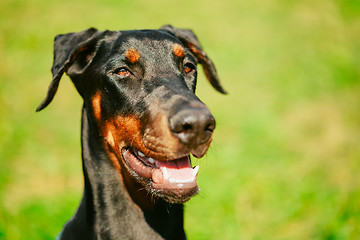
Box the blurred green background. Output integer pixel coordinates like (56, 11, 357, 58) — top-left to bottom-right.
(1, 0, 360, 239)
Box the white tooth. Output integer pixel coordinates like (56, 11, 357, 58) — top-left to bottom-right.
(193, 165, 199, 177)
(138, 151, 145, 157)
(169, 178, 194, 184)
(148, 157, 155, 164)
(161, 167, 169, 180)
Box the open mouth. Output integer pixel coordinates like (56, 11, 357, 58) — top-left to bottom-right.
(121, 147, 199, 198)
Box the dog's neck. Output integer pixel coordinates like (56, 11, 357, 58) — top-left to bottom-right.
(59, 106, 186, 240)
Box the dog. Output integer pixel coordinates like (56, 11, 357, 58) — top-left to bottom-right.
(37, 25, 225, 240)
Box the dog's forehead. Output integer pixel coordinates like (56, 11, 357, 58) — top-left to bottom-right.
(119, 30, 180, 47)
(110, 30, 185, 61)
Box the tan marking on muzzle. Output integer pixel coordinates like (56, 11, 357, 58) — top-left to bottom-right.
(102, 115, 144, 158)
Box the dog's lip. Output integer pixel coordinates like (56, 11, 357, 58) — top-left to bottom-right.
(121, 148, 199, 189)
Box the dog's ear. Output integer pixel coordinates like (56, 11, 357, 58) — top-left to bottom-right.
(160, 25, 227, 94)
(36, 28, 100, 112)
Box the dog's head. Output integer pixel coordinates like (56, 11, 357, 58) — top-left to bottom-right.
(37, 26, 226, 204)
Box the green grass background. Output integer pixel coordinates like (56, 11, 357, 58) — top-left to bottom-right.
(1, 0, 360, 239)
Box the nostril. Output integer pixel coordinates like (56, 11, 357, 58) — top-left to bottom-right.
(171, 116, 195, 134)
(205, 123, 214, 133)
(172, 121, 196, 145)
(204, 116, 216, 132)
(181, 122, 193, 132)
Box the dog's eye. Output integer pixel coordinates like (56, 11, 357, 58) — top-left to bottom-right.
(114, 68, 131, 78)
(184, 63, 196, 74)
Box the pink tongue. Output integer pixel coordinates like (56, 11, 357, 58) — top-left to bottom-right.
(155, 157, 194, 181)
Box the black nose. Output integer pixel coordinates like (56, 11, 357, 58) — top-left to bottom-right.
(169, 107, 216, 146)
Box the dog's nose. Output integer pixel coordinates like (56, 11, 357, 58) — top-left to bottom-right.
(169, 107, 215, 146)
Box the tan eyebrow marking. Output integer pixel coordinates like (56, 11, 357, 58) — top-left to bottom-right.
(125, 48, 140, 63)
(173, 43, 185, 58)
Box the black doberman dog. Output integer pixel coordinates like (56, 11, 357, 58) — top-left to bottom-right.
(37, 25, 225, 240)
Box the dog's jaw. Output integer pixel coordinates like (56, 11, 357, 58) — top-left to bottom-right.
(121, 148, 200, 204)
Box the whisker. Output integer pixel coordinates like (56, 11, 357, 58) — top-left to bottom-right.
(130, 130, 142, 147)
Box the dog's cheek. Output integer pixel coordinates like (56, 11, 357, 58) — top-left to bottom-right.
(91, 91, 102, 121)
(102, 115, 144, 155)
(102, 122, 122, 172)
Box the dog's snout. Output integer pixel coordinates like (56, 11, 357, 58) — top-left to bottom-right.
(170, 107, 215, 146)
